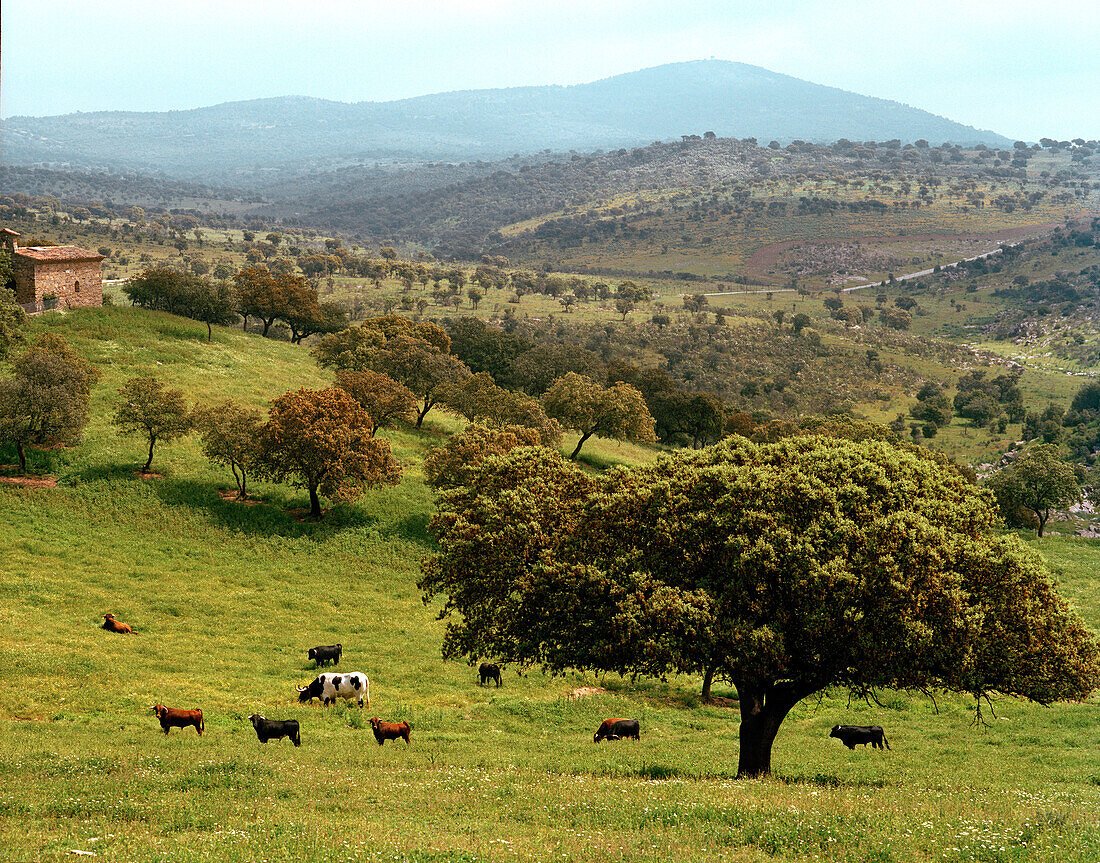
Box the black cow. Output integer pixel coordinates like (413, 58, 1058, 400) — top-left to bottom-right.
(478, 662, 502, 687)
(829, 724, 891, 750)
(248, 714, 301, 747)
(307, 644, 342, 667)
(593, 718, 640, 742)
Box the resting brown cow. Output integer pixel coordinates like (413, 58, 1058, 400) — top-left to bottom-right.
(151, 704, 204, 736)
(369, 717, 411, 746)
(102, 613, 133, 634)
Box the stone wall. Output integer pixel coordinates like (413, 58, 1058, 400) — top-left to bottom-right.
(13, 258, 103, 309)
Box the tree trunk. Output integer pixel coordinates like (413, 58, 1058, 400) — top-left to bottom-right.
(143, 436, 157, 473)
(570, 428, 596, 459)
(1036, 508, 1049, 537)
(207, 321, 213, 342)
(241, 314, 249, 332)
(308, 485, 322, 519)
(701, 664, 717, 703)
(261, 317, 273, 337)
(734, 682, 802, 779)
(415, 397, 432, 429)
(15, 441, 26, 475)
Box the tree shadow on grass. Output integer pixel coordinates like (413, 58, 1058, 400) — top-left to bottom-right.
(378, 511, 433, 546)
(70, 462, 151, 485)
(150, 479, 380, 538)
(773, 772, 888, 789)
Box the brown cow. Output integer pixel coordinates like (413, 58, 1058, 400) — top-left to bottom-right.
(102, 613, 133, 634)
(369, 717, 411, 746)
(151, 704, 204, 736)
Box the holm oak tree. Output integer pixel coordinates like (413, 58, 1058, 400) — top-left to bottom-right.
(420, 436, 1100, 779)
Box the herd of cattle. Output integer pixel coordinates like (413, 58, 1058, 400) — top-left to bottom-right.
(104, 614, 891, 752)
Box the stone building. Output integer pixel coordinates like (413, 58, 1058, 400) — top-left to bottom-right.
(2, 228, 104, 313)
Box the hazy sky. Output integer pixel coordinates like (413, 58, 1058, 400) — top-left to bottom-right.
(3, 0, 1097, 141)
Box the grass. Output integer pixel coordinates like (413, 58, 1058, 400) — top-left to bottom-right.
(1, 307, 1100, 861)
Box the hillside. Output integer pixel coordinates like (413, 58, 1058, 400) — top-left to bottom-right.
(2, 307, 1100, 861)
(2, 61, 1012, 181)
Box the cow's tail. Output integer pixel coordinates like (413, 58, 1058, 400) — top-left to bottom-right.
(199, 712, 205, 735)
(881, 730, 891, 750)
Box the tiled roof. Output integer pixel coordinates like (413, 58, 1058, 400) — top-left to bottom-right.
(14, 245, 105, 263)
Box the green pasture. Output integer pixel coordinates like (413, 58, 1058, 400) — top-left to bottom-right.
(1, 308, 1100, 861)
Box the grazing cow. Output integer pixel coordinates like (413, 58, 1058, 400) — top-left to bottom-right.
(307, 644, 342, 667)
(369, 717, 411, 746)
(593, 718, 640, 743)
(151, 704, 204, 736)
(102, 613, 133, 634)
(248, 714, 301, 747)
(296, 671, 370, 707)
(478, 662, 502, 687)
(829, 724, 891, 750)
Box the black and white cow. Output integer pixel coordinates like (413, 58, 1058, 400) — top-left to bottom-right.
(307, 644, 342, 667)
(829, 724, 891, 750)
(248, 714, 301, 746)
(296, 672, 370, 707)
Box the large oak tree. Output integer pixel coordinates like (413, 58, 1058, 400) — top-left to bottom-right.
(542, 372, 655, 458)
(420, 436, 1100, 779)
(0, 334, 99, 473)
(261, 387, 401, 518)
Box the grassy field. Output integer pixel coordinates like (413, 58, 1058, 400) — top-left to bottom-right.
(1, 308, 1100, 862)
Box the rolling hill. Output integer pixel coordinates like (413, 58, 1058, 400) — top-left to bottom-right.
(2, 60, 1011, 182)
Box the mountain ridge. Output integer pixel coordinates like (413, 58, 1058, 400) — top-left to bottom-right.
(2, 60, 1012, 182)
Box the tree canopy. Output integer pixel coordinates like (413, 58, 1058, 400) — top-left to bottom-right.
(0, 334, 99, 473)
(334, 369, 418, 435)
(542, 372, 655, 458)
(313, 317, 469, 428)
(420, 436, 1100, 778)
(193, 400, 264, 499)
(986, 443, 1081, 537)
(113, 375, 193, 473)
(261, 387, 401, 518)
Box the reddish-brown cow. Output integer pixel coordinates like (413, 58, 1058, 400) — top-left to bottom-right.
(369, 717, 411, 746)
(102, 613, 133, 634)
(151, 704, 204, 736)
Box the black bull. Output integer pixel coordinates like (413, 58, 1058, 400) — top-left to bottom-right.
(248, 714, 302, 746)
(830, 724, 891, 750)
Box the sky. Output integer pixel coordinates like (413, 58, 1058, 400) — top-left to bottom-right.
(2, 0, 1098, 142)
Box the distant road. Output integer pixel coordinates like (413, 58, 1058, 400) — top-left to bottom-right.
(701, 244, 1013, 298)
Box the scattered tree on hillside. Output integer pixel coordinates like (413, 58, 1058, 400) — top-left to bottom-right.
(113, 376, 193, 473)
(260, 387, 401, 518)
(879, 307, 912, 330)
(444, 372, 561, 445)
(313, 317, 468, 428)
(420, 437, 1100, 779)
(542, 373, 655, 459)
(334, 369, 418, 435)
(233, 267, 316, 338)
(0, 334, 99, 473)
(512, 343, 606, 396)
(192, 400, 264, 499)
(986, 443, 1080, 537)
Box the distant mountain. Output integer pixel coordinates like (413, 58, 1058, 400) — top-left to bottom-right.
(2, 60, 1011, 181)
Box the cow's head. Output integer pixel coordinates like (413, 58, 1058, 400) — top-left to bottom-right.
(296, 677, 324, 702)
(307, 647, 318, 660)
(829, 725, 841, 738)
(248, 714, 264, 727)
(151, 704, 167, 720)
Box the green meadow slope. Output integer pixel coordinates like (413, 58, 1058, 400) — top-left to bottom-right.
(1, 308, 1100, 862)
